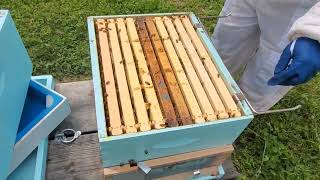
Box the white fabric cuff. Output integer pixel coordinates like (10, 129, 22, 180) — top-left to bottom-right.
(288, 2, 320, 43)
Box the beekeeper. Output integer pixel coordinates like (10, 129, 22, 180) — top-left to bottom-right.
(212, 1, 320, 111)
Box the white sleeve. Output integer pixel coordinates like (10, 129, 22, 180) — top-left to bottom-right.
(288, 2, 320, 42)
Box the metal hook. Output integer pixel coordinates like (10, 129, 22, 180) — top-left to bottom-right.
(233, 92, 302, 115)
(246, 99, 301, 115)
(54, 129, 81, 144)
(199, 13, 232, 20)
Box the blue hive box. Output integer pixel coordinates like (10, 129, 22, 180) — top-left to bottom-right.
(8, 77, 70, 175)
(0, 10, 71, 179)
(7, 75, 55, 180)
(88, 12, 254, 168)
(0, 10, 33, 180)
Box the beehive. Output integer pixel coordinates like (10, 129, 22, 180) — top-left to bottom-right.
(94, 15, 244, 136)
(88, 12, 253, 167)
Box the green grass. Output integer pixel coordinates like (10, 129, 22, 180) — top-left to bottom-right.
(1, 0, 319, 179)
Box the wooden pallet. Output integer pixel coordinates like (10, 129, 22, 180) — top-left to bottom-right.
(94, 15, 242, 136)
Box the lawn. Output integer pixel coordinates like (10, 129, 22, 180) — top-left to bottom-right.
(1, 0, 319, 179)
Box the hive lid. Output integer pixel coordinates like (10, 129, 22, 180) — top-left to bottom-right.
(8, 79, 71, 175)
(0, 10, 33, 180)
(7, 75, 55, 180)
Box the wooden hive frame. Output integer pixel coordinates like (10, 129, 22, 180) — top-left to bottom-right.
(126, 18, 166, 129)
(88, 12, 253, 168)
(154, 17, 205, 124)
(136, 18, 179, 127)
(95, 15, 245, 134)
(145, 17, 193, 126)
(172, 16, 229, 119)
(162, 16, 217, 121)
(180, 16, 241, 117)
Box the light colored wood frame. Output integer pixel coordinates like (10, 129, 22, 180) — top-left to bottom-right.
(173, 17, 229, 119)
(117, 18, 151, 131)
(181, 16, 241, 117)
(96, 20, 123, 135)
(145, 18, 192, 125)
(136, 18, 178, 127)
(126, 18, 165, 129)
(154, 17, 205, 124)
(107, 19, 137, 133)
(163, 16, 216, 121)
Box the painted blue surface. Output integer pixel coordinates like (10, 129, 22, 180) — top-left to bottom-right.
(10, 79, 70, 174)
(88, 12, 254, 168)
(87, 17, 108, 139)
(16, 80, 62, 142)
(8, 76, 54, 180)
(0, 10, 33, 180)
(100, 117, 252, 167)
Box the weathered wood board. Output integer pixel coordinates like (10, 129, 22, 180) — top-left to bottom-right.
(53, 81, 96, 134)
(136, 18, 178, 127)
(145, 18, 192, 125)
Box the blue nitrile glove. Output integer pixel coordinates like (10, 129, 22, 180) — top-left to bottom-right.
(268, 37, 320, 86)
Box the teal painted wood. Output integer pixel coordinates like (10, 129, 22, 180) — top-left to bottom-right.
(87, 17, 108, 139)
(100, 116, 251, 167)
(87, 12, 254, 168)
(8, 75, 54, 180)
(33, 75, 55, 180)
(0, 10, 33, 180)
(9, 78, 71, 174)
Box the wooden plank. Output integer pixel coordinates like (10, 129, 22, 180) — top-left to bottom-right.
(163, 16, 216, 121)
(181, 16, 241, 118)
(46, 133, 104, 180)
(145, 18, 192, 125)
(96, 20, 123, 135)
(107, 19, 137, 133)
(173, 17, 229, 119)
(136, 18, 178, 127)
(104, 144, 233, 176)
(53, 81, 97, 134)
(126, 18, 165, 129)
(117, 18, 151, 131)
(154, 17, 204, 124)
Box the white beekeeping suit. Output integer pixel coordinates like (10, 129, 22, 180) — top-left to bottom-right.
(212, 0, 320, 111)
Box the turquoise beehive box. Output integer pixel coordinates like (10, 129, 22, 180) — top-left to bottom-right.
(88, 12, 254, 168)
(0, 10, 32, 180)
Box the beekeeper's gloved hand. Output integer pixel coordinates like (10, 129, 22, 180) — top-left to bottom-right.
(268, 37, 320, 86)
